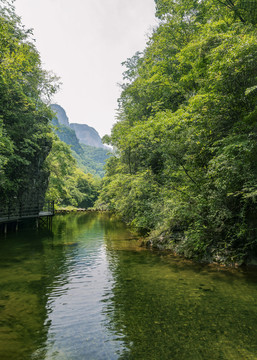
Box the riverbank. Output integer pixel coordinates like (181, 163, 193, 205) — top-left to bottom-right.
(54, 209, 256, 267)
(142, 229, 257, 268)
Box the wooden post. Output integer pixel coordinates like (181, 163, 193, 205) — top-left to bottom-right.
(16, 221, 19, 232)
(4, 223, 7, 235)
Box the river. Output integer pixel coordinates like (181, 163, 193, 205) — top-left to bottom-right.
(0, 212, 257, 359)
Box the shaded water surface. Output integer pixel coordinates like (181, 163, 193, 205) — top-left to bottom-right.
(1, 213, 257, 359)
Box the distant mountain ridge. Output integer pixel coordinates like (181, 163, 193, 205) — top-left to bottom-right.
(70, 123, 103, 148)
(50, 104, 105, 148)
(50, 104, 110, 178)
(51, 103, 69, 127)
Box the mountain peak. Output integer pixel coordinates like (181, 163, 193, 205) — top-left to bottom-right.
(50, 104, 104, 149)
(50, 104, 69, 127)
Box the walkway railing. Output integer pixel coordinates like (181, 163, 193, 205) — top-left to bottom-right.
(0, 201, 54, 223)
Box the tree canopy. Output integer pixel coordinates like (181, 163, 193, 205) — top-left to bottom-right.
(0, 0, 59, 205)
(98, 0, 257, 263)
(0, 1, 100, 210)
(45, 137, 101, 208)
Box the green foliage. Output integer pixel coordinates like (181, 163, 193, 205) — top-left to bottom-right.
(72, 144, 111, 178)
(0, 1, 100, 211)
(0, 117, 13, 193)
(0, 0, 59, 205)
(45, 137, 100, 208)
(52, 119, 111, 178)
(99, 0, 257, 263)
(53, 123, 84, 155)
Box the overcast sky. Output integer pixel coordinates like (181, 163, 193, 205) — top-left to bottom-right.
(14, 0, 157, 137)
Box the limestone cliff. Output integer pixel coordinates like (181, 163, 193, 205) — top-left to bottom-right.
(50, 104, 110, 177)
(50, 104, 104, 149)
(50, 104, 69, 127)
(70, 123, 104, 148)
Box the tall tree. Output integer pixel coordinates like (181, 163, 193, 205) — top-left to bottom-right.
(99, 0, 257, 263)
(0, 0, 59, 206)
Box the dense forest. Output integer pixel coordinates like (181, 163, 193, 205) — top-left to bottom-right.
(2, 0, 257, 263)
(0, 0, 56, 207)
(98, 0, 257, 264)
(0, 0, 100, 209)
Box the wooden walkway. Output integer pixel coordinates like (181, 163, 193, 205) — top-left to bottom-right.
(0, 201, 54, 233)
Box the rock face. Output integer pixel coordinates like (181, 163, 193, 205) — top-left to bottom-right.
(70, 123, 104, 148)
(50, 104, 110, 177)
(50, 104, 69, 127)
(50, 104, 104, 148)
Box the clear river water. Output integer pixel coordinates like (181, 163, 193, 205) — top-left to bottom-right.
(1, 212, 257, 360)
